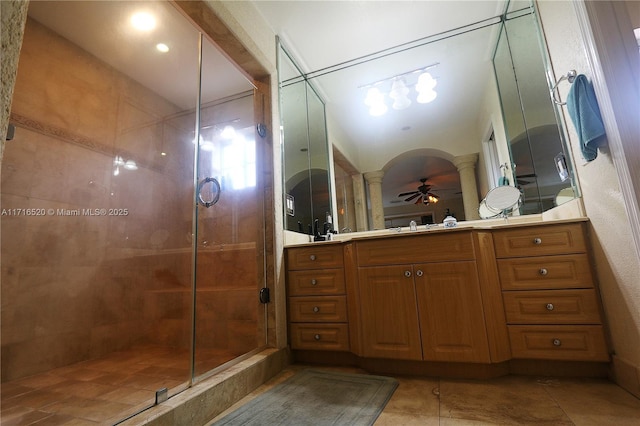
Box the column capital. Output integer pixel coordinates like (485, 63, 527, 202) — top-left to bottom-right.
(363, 170, 385, 185)
(452, 153, 478, 171)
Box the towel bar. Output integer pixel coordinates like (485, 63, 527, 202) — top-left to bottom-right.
(551, 69, 577, 105)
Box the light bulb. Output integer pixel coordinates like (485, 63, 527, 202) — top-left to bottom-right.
(389, 79, 411, 110)
(364, 87, 384, 106)
(417, 88, 437, 104)
(416, 72, 437, 90)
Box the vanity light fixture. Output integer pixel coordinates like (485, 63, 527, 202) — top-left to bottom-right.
(361, 63, 439, 116)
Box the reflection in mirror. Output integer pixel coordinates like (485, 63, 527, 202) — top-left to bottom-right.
(278, 41, 333, 236)
(493, 0, 579, 215)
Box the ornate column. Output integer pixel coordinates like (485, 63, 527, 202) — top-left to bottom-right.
(453, 154, 480, 220)
(364, 170, 386, 230)
(352, 174, 368, 232)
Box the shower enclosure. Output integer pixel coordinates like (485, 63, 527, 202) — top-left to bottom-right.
(1, 1, 268, 424)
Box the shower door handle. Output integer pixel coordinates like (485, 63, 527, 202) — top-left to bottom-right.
(197, 177, 221, 208)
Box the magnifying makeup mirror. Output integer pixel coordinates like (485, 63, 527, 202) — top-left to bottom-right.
(480, 185, 522, 219)
(479, 199, 501, 219)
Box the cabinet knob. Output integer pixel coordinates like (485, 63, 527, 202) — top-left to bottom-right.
(310, 279, 317, 286)
(416, 270, 424, 277)
(314, 334, 321, 341)
(533, 237, 542, 245)
(552, 338, 562, 347)
(309, 254, 316, 261)
(546, 303, 554, 311)
(539, 268, 548, 276)
(313, 306, 320, 313)
(404, 270, 412, 278)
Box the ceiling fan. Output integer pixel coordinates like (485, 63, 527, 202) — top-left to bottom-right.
(398, 178, 440, 205)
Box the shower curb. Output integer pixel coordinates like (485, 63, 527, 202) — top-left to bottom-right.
(119, 347, 290, 426)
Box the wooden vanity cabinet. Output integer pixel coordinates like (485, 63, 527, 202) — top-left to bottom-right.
(285, 220, 609, 370)
(494, 222, 609, 362)
(357, 265, 422, 360)
(286, 244, 349, 351)
(355, 231, 491, 363)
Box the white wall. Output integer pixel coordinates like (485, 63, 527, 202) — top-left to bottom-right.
(537, 0, 640, 394)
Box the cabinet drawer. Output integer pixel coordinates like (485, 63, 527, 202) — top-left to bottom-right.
(286, 245, 344, 270)
(289, 296, 348, 323)
(503, 289, 602, 324)
(498, 254, 593, 290)
(508, 325, 609, 361)
(288, 269, 345, 296)
(356, 231, 474, 266)
(493, 223, 587, 258)
(290, 323, 349, 351)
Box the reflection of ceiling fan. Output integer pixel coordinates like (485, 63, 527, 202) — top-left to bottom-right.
(398, 178, 440, 205)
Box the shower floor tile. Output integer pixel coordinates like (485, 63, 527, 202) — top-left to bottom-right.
(0, 345, 230, 425)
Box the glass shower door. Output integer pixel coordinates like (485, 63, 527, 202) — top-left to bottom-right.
(192, 37, 266, 380)
(1, 1, 200, 423)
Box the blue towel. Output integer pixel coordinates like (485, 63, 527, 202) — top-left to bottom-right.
(498, 176, 509, 186)
(566, 74, 606, 162)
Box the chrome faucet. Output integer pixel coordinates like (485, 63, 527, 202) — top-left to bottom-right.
(409, 220, 417, 231)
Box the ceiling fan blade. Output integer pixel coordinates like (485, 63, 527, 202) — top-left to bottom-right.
(405, 193, 421, 202)
(398, 190, 419, 197)
(414, 196, 423, 205)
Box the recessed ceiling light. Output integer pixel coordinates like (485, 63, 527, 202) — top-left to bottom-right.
(156, 43, 169, 53)
(131, 12, 156, 31)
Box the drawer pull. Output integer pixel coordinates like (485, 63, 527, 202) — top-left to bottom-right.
(552, 338, 562, 346)
(310, 279, 317, 286)
(404, 270, 412, 278)
(546, 303, 554, 311)
(416, 270, 424, 277)
(533, 237, 542, 245)
(314, 334, 321, 341)
(309, 254, 316, 261)
(313, 306, 320, 313)
(539, 268, 548, 276)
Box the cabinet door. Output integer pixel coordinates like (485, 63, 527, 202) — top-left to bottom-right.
(415, 261, 491, 363)
(358, 265, 422, 360)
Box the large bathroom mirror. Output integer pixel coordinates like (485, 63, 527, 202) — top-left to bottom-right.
(278, 40, 333, 235)
(493, 1, 579, 215)
(271, 0, 578, 234)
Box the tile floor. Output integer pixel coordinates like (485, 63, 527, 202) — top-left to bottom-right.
(0, 346, 238, 425)
(4, 355, 640, 426)
(210, 365, 640, 426)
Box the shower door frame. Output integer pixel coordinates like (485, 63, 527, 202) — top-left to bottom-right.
(173, 1, 277, 384)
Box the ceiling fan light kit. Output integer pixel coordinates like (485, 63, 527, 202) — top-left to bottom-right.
(398, 178, 440, 206)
